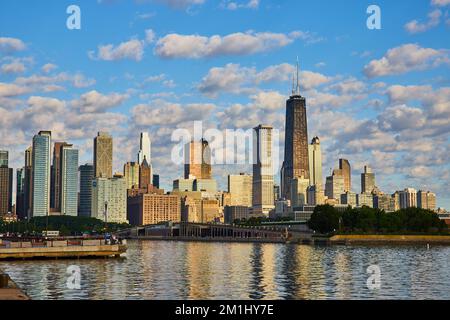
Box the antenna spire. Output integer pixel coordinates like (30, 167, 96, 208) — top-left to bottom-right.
(296, 56, 300, 95)
(291, 73, 295, 95)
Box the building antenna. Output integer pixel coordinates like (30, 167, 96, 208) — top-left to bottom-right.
(291, 73, 295, 96)
(296, 56, 300, 95)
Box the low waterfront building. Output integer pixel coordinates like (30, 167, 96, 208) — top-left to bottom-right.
(127, 193, 181, 226)
(224, 206, 250, 224)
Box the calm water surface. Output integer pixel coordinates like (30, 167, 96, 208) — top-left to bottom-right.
(1, 240, 449, 300)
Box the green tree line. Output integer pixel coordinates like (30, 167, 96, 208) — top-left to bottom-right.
(308, 205, 448, 235)
(0, 216, 130, 236)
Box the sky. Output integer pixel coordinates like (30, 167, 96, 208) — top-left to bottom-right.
(0, 0, 449, 209)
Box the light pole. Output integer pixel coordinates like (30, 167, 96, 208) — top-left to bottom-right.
(104, 201, 108, 239)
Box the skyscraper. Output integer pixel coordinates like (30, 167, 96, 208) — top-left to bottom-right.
(252, 125, 275, 216)
(24, 146, 33, 219)
(16, 168, 25, 219)
(124, 162, 140, 190)
(398, 188, 417, 209)
(325, 173, 345, 201)
(184, 139, 211, 179)
(0, 151, 12, 216)
(137, 132, 151, 166)
(228, 173, 253, 207)
(94, 132, 113, 178)
(339, 159, 351, 192)
(282, 60, 309, 201)
(60, 144, 79, 216)
(139, 157, 152, 190)
(308, 136, 322, 188)
(79, 164, 94, 217)
(91, 176, 127, 223)
(361, 165, 375, 194)
(417, 190, 436, 211)
(51, 142, 68, 211)
(0, 150, 8, 167)
(32, 131, 52, 217)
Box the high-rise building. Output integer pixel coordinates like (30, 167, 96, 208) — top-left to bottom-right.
(339, 159, 351, 192)
(228, 173, 252, 207)
(252, 125, 275, 216)
(0, 150, 8, 167)
(281, 60, 309, 201)
(94, 132, 113, 178)
(308, 136, 322, 188)
(325, 173, 345, 202)
(417, 190, 436, 211)
(124, 162, 140, 190)
(79, 164, 94, 217)
(50, 142, 68, 211)
(32, 131, 51, 217)
(273, 185, 280, 202)
(60, 144, 78, 216)
(341, 191, 357, 207)
(291, 176, 310, 207)
(152, 174, 160, 189)
(24, 146, 33, 219)
(357, 193, 374, 208)
(184, 139, 211, 179)
(398, 188, 417, 209)
(0, 151, 12, 216)
(139, 157, 152, 190)
(128, 193, 180, 226)
(374, 194, 396, 212)
(307, 185, 325, 206)
(361, 165, 375, 194)
(91, 176, 127, 223)
(16, 168, 25, 220)
(137, 132, 151, 166)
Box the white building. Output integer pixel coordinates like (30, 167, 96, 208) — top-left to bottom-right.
(399, 188, 417, 209)
(92, 176, 127, 223)
(291, 176, 310, 207)
(308, 136, 322, 188)
(252, 125, 275, 217)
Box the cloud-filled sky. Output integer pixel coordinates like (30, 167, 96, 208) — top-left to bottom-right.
(0, 0, 449, 209)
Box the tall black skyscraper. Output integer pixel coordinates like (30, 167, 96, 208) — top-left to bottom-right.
(79, 164, 94, 217)
(281, 59, 310, 201)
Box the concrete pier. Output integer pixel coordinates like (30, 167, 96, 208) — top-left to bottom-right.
(0, 239, 127, 260)
(0, 270, 29, 300)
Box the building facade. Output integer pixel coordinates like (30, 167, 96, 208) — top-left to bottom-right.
(60, 145, 79, 216)
(32, 131, 52, 217)
(94, 132, 113, 179)
(339, 159, 351, 192)
(252, 125, 275, 216)
(308, 136, 322, 189)
(124, 162, 140, 190)
(128, 193, 181, 226)
(91, 176, 127, 223)
(184, 139, 212, 180)
(79, 164, 94, 217)
(361, 165, 375, 194)
(228, 173, 252, 207)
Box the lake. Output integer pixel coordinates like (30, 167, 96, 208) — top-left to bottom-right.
(1, 240, 449, 300)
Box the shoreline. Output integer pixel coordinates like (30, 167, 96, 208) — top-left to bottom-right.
(329, 234, 450, 245)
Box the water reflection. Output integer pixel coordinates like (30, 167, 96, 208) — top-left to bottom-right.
(1, 240, 450, 300)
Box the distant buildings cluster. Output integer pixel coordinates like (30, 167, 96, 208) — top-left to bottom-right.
(0, 63, 441, 226)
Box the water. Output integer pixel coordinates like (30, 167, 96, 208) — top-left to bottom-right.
(1, 240, 449, 300)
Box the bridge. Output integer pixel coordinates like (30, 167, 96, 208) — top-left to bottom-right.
(116, 222, 313, 244)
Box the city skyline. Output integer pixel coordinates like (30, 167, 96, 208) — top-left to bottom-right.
(0, 0, 449, 209)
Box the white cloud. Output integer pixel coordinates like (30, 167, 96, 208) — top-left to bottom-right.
(197, 63, 331, 97)
(70, 90, 129, 113)
(155, 31, 304, 59)
(223, 0, 259, 10)
(153, 0, 205, 9)
(431, 0, 450, 7)
(0, 37, 26, 53)
(363, 43, 449, 78)
(0, 83, 29, 97)
(1, 61, 26, 74)
(405, 9, 442, 34)
(89, 39, 145, 61)
(41, 63, 57, 73)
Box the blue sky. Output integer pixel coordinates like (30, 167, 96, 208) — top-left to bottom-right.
(0, 0, 449, 209)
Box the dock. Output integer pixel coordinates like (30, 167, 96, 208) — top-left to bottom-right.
(0, 238, 127, 260)
(0, 270, 29, 300)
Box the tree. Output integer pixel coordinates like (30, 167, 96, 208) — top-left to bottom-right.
(308, 205, 340, 234)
